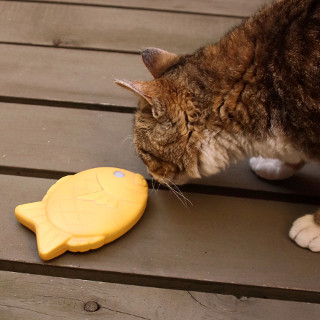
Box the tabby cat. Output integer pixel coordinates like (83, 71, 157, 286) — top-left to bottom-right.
(115, 0, 320, 252)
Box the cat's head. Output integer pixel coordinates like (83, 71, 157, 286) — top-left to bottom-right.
(115, 48, 202, 184)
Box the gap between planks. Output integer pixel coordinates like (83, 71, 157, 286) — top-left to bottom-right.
(1, 260, 320, 304)
(0, 95, 136, 113)
(0, 41, 141, 55)
(0, 166, 319, 205)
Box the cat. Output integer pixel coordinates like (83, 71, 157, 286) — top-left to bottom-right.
(115, 0, 320, 252)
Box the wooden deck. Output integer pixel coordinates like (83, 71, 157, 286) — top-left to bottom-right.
(0, 0, 320, 318)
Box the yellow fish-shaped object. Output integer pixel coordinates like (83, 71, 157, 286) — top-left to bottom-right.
(15, 167, 148, 261)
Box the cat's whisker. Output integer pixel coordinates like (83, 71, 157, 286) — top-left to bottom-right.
(172, 187, 193, 208)
(149, 176, 156, 195)
(163, 178, 192, 208)
(169, 180, 193, 207)
(148, 181, 153, 195)
(156, 179, 161, 192)
(121, 135, 134, 145)
(164, 181, 188, 208)
(157, 169, 168, 192)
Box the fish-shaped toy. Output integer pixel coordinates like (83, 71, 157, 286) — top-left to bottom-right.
(15, 167, 148, 260)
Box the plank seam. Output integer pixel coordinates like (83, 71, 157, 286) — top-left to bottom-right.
(0, 95, 136, 113)
(0, 166, 318, 204)
(0, 260, 320, 304)
(0, 41, 140, 55)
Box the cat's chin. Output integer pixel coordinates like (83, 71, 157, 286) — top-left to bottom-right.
(148, 164, 201, 186)
(152, 174, 189, 186)
(171, 175, 190, 186)
(149, 170, 193, 186)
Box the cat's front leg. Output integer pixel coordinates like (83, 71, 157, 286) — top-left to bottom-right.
(289, 211, 320, 252)
(249, 156, 304, 180)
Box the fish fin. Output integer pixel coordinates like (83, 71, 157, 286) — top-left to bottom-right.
(78, 191, 119, 207)
(67, 235, 105, 251)
(36, 221, 71, 260)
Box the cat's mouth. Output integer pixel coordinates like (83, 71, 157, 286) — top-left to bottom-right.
(146, 156, 201, 186)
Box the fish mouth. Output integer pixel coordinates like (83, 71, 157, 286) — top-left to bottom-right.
(134, 173, 148, 187)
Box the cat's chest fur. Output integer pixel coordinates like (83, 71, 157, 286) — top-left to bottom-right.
(199, 127, 305, 177)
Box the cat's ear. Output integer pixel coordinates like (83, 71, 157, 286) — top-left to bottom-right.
(114, 79, 154, 105)
(115, 79, 166, 120)
(142, 48, 179, 78)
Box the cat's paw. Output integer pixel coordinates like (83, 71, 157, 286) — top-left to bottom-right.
(289, 214, 320, 252)
(249, 156, 298, 180)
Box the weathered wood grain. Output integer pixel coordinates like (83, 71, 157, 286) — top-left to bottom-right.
(1, 271, 320, 320)
(24, 0, 272, 18)
(0, 174, 319, 301)
(0, 102, 319, 199)
(0, 2, 242, 53)
(0, 44, 150, 107)
(1, 0, 319, 309)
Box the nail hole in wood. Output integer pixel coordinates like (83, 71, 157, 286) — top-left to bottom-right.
(84, 301, 100, 312)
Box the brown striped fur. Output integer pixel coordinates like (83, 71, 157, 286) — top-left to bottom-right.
(116, 0, 320, 187)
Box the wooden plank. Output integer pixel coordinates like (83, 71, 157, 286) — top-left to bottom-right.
(0, 174, 319, 302)
(0, 2, 242, 53)
(0, 102, 319, 199)
(27, 0, 272, 18)
(0, 44, 150, 107)
(1, 271, 320, 320)
(0, 103, 145, 174)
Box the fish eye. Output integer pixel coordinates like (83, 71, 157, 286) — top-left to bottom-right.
(113, 171, 125, 178)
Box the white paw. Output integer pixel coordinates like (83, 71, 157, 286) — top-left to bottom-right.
(289, 214, 320, 252)
(249, 156, 297, 180)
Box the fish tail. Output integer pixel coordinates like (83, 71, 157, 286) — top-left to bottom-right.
(15, 202, 47, 233)
(15, 201, 70, 260)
